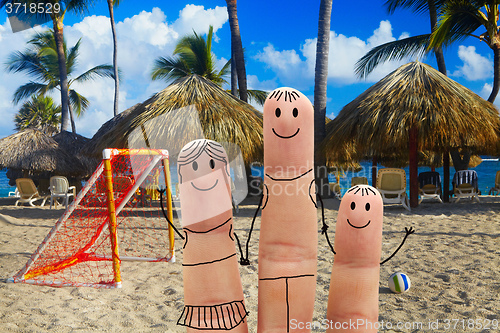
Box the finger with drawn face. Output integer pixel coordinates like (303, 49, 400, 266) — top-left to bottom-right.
(258, 88, 318, 331)
(177, 139, 248, 332)
(326, 185, 383, 332)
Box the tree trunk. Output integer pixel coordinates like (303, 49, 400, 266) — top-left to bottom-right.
(372, 156, 377, 187)
(428, 0, 447, 75)
(225, 0, 248, 102)
(313, 0, 333, 197)
(52, 17, 70, 132)
(108, 0, 120, 116)
(230, 57, 238, 96)
(450, 150, 471, 171)
(488, 43, 500, 103)
(68, 100, 76, 133)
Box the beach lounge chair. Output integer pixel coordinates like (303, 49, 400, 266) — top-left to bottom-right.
(452, 170, 479, 203)
(376, 168, 410, 211)
(15, 178, 48, 207)
(8, 188, 19, 197)
(329, 182, 341, 199)
(49, 176, 76, 209)
(351, 176, 368, 186)
(418, 171, 443, 204)
(488, 170, 500, 195)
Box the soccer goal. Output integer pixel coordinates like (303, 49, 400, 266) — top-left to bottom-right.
(8, 149, 175, 288)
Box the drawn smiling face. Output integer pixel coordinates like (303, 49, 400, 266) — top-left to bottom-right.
(263, 87, 314, 169)
(343, 185, 381, 229)
(334, 185, 384, 261)
(177, 139, 232, 228)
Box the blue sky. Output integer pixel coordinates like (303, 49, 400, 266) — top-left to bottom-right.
(0, 1, 496, 139)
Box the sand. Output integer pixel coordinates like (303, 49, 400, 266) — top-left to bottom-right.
(0, 195, 499, 332)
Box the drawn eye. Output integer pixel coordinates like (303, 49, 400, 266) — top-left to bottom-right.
(275, 108, 281, 118)
(292, 108, 298, 117)
(192, 161, 198, 171)
(365, 203, 370, 211)
(350, 202, 356, 210)
(209, 159, 215, 169)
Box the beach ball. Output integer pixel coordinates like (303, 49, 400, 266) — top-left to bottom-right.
(388, 272, 411, 293)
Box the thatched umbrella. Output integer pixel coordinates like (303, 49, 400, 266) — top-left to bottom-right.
(322, 61, 500, 207)
(0, 128, 87, 177)
(82, 75, 263, 165)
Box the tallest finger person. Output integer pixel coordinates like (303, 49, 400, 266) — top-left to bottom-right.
(259, 88, 318, 332)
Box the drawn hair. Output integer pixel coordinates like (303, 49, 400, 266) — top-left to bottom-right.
(347, 185, 377, 196)
(178, 139, 229, 183)
(267, 89, 301, 103)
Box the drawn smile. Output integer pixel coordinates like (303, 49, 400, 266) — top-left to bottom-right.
(272, 127, 300, 139)
(347, 219, 371, 229)
(191, 179, 218, 191)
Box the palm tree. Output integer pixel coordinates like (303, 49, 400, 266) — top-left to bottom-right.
(225, 0, 248, 102)
(0, 0, 96, 132)
(5, 30, 115, 133)
(151, 26, 267, 106)
(313, 0, 333, 197)
(355, 0, 447, 78)
(429, 0, 500, 103)
(14, 95, 61, 135)
(107, 0, 120, 116)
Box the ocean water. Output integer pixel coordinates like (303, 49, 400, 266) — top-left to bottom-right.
(1, 158, 499, 198)
(250, 157, 500, 197)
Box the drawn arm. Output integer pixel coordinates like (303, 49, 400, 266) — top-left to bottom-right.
(317, 194, 335, 255)
(380, 227, 415, 265)
(158, 189, 185, 240)
(238, 192, 263, 266)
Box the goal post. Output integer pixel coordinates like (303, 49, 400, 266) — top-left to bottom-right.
(8, 148, 175, 288)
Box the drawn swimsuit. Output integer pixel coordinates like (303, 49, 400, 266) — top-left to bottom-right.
(178, 217, 249, 330)
(262, 168, 317, 210)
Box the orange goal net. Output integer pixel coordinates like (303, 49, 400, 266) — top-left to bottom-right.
(8, 149, 175, 288)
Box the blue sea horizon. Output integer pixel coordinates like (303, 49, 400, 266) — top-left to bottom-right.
(1, 157, 499, 198)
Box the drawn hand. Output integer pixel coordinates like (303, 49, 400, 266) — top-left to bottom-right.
(405, 226, 416, 236)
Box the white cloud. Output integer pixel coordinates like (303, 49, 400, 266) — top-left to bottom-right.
(254, 20, 413, 87)
(451, 45, 492, 81)
(172, 5, 228, 40)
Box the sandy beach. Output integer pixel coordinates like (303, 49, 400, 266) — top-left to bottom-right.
(1, 195, 499, 332)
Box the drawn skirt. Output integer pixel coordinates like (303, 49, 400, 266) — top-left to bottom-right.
(177, 300, 248, 330)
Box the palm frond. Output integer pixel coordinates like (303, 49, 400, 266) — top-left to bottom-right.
(150, 56, 190, 82)
(355, 34, 431, 79)
(247, 89, 268, 106)
(384, 0, 447, 15)
(66, 38, 82, 75)
(12, 82, 48, 104)
(74, 64, 116, 82)
(69, 89, 90, 116)
(429, 0, 484, 48)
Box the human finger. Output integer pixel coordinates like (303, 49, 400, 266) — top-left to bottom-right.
(258, 88, 318, 331)
(177, 139, 248, 332)
(326, 185, 383, 332)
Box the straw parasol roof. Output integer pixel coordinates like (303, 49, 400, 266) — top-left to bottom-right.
(322, 61, 500, 207)
(322, 61, 500, 161)
(0, 128, 86, 176)
(82, 75, 263, 165)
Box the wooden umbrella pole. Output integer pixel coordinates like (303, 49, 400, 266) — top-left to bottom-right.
(443, 151, 450, 203)
(409, 125, 419, 208)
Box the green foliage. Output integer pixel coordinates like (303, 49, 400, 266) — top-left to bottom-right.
(14, 95, 61, 135)
(5, 29, 115, 116)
